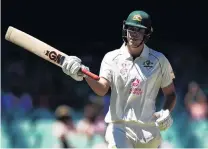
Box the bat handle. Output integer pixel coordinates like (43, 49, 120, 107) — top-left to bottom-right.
(81, 68, 100, 81)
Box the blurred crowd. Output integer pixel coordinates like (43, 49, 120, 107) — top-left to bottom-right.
(1, 41, 208, 148)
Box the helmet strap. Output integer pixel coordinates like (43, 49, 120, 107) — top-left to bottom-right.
(122, 21, 128, 44)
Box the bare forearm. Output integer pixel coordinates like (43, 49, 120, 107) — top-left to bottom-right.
(85, 77, 109, 96)
(163, 92, 177, 112)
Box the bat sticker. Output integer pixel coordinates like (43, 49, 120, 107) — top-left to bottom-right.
(45, 50, 65, 65)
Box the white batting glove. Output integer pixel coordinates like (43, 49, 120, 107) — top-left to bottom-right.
(154, 109, 173, 131)
(62, 56, 89, 81)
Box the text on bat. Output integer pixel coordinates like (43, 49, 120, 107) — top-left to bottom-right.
(45, 50, 65, 65)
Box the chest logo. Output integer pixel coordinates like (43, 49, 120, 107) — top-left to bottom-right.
(143, 60, 153, 67)
(143, 60, 154, 71)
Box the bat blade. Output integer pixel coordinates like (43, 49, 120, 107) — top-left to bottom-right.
(5, 26, 100, 80)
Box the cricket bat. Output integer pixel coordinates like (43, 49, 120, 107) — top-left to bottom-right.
(5, 26, 100, 80)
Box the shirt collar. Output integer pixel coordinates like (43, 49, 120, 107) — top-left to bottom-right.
(119, 43, 149, 60)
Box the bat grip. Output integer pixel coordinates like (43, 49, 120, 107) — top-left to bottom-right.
(81, 68, 100, 81)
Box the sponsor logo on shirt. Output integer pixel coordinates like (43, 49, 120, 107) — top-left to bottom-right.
(129, 78, 143, 95)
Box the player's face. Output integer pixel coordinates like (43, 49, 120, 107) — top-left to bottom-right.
(127, 26, 145, 48)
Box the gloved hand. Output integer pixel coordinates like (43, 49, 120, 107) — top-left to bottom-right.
(154, 109, 173, 131)
(62, 56, 89, 81)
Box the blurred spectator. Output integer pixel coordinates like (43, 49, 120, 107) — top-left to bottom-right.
(2, 68, 33, 119)
(185, 81, 208, 120)
(1, 61, 34, 148)
(77, 102, 105, 135)
(52, 105, 76, 148)
(2, 84, 33, 118)
(183, 81, 208, 148)
(89, 94, 106, 119)
(76, 101, 106, 147)
(31, 92, 54, 120)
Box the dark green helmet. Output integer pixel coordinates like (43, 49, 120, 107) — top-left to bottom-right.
(125, 10, 152, 31)
(122, 10, 153, 43)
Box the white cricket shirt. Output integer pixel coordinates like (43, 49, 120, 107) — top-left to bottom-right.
(99, 43, 175, 123)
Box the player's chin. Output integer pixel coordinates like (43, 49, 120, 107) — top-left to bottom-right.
(129, 40, 141, 45)
(129, 42, 141, 48)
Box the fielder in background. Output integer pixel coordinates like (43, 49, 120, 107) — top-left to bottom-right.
(62, 10, 177, 148)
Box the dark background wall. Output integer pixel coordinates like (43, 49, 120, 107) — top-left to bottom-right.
(2, 0, 208, 45)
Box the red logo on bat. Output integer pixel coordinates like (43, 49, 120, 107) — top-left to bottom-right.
(45, 50, 65, 65)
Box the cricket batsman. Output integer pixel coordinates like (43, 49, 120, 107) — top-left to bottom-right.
(62, 10, 177, 148)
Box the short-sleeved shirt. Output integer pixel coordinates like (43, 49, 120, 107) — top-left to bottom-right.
(99, 43, 175, 123)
